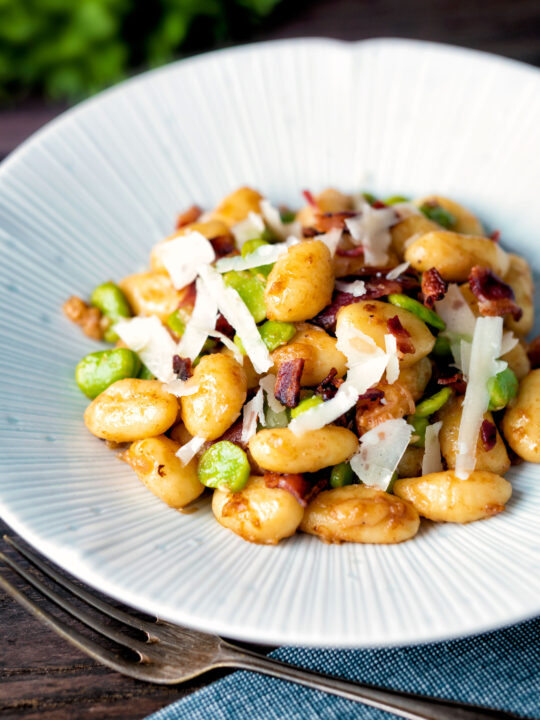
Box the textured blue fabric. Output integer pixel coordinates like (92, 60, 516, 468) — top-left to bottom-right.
(146, 617, 540, 719)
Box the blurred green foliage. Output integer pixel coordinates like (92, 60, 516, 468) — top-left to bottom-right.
(0, 0, 282, 104)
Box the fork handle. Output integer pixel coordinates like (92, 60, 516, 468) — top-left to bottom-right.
(219, 644, 522, 720)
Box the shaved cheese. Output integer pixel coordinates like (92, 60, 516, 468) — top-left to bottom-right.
(317, 227, 342, 256)
(403, 232, 421, 249)
(114, 315, 177, 383)
(176, 436, 206, 466)
(288, 381, 360, 435)
(422, 421, 443, 475)
(350, 418, 412, 491)
(177, 277, 218, 361)
(154, 231, 215, 289)
(259, 374, 285, 413)
(198, 264, 272, 374)
(391, 202, 421, 220)
(335, 279, 367, 297)
(501, 331, 519, 356)
(384, 333, 400, 384)
(336, 316, 391, 393)
(215, 236, 298, 272)
(207, 330, 244, 365)
(386, 261, 410, 280)
(260, 199, 302, 240)
(165, 378, 199, 397)
(455, 317, 504, 479)
(232, 212, 265, 247)
(459, 338, 472, 378)
(435, 284, 476, 337)
(344, 201, 397, 266)
(241, 387, 265, 443)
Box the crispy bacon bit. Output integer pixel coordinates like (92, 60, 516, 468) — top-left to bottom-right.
(316, 368, 344, 401)
(314, 211, 358, 233)
(215, 313, 235, 339)
(175, 204, 202, 229)
(178, 280, 197, 309)
(480, 419, 497, 452)
(302, 227, 319, 238)
(387, 315, 415, 355)
(355, 382, 414, 435)
(421, 267, 448, 308)
(371, 200, 387, 209)
(527, 335, 540, 369)
(172, 355, 193, 380)
(210, 235, 236, 258)
(313, 274, 419, 333)
(490, 230, 501, 243)
(274, 359, 305, 408)
(468, 266, 522, 321)
(302, 189, 317, 208)
(336, 245, 364, 257)
(435, 366, 467, 395)
(264, 473, 310, 505)
(62, 296, 103, 341)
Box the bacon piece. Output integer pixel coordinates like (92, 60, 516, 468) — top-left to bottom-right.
(316, 368, 344, 401)
(355, 382, 414, 435)
(336, 245, 364, 257)
(264, 472, 310, 505)
(172, 355, 193, 381)
(210, 235, 236, 258)
(490, 230, 501, 243)
(371, 200, 388, 209)
(435, 366, 467, 395)
(314, 211, 358, 233)
(527, 335, 540, 369)
(215, 313, 235, 339)
(480, 419, 497, 452)
(421, 267, 448, 308)
(302, 227, 319, 238)
(274, 359, 305, 408)
(302, 189, 317, 208)
(387, 315, 415, 355)
(177, 280, 197, 309)
(468, 266, 522, 321)
(175, 204, 202, 229)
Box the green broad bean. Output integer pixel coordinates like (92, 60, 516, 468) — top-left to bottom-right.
(280, 210, 296, 223)
(432, 335, 452, 357)
(167, 309, 186, 337)
(138, 363, 155, 380)
(224, 271, 266, 323)
(233, 334, 246, 355)
(90, 282, 131, 342)
(290, 395, 323, 419)
(264, 406, 289, 428)
(414, 387, 452, 418)
(387, 293, 446, 330)
(384, 195, 410, 205)
(197, 441, 250, 492)
(259, 320, 296, 351)
(75, 348, 141, 399)
(419, 203, 456, 229)
(242, 238, 273, 276)
(362, 192, 377, 204)
(488, 367, 518, 411)
(330, 462, 354, 488)
(408, 415, 429, 447)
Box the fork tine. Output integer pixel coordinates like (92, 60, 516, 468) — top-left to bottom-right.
(4, 535, 158, 638)
(0, 570, 165, 683)
(0, 549, 161, 662)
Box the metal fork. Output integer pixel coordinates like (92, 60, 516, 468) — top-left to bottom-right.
(0, 536, 527, 720)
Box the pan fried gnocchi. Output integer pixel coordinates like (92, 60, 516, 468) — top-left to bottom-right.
(65, 187, 540, 545)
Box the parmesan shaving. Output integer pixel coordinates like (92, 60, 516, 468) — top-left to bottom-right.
(154, 231, 215, 289)
(207, 330, 244, 365)
(501, 331, 519, 356)
(165, 379, 199, 397)
(231, 212, 265, 247)
(241, 387, 265, 443)
(455, 317, 504, 479)
(350, 418, 412, 491)
(198, 264, 272, 374)
(386, 261, 410, 280)
(288, 381, 360, 435)
(259, 374, 285, 413)
(317, 227, 342, 256)
(335, 279, 367, 297)
(260, 199, 302, 240)
(435, 284, 476, 337)
(336, 317, 392, 394)
(384, 333, 400, 384)
(422, 421, 443, 475)
(215, 236, 298, 272)
(176, 277, 218, 361)
(176, 435, 206, 466)
(114, 315, 177, 383)
(344, 201, 398, 266)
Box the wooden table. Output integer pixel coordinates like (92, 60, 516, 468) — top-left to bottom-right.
(2, 1, 540, 717)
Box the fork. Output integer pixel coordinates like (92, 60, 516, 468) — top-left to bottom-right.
(0, 535, 528, 720)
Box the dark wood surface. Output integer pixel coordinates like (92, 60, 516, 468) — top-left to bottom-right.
(2, 1, 540, 717)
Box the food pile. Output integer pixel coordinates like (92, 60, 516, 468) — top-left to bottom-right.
(64, 187, 539, 544)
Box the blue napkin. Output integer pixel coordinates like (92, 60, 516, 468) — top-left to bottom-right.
(146, 617, 540, 719)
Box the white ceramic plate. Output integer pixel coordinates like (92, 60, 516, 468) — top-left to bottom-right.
(1, 38, 540, 648)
